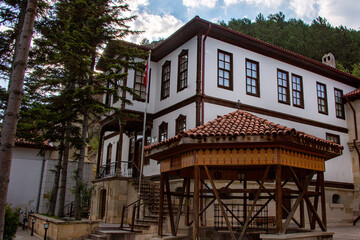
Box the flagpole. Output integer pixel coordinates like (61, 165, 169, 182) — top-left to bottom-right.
(138, 50, 151, 210)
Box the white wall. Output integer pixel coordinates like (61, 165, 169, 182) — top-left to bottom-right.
(7, 147, 49, 212)
(204, 37, 356, 128)
(109, 37, 198, 115)
(152, 103, 197, 141)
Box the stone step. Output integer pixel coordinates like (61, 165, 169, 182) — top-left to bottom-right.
(96, 226, 121, 231)
(136, 218, 158, 224)
(87, 233, 106, 240)
(143, 214, 164, 220)
(118, 227, 143, 233)
(120, 223, 150, 230)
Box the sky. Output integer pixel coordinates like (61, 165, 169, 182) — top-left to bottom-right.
(125, 0, 360, 43)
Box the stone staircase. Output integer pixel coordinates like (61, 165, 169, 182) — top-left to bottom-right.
(83, 177, 178, 239)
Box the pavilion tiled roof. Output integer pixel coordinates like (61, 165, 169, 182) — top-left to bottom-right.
(344, 88, 360, 101)
(145, 110, 343, 153)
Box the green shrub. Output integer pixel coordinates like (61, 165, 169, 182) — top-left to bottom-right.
(3, 204, 19, 240)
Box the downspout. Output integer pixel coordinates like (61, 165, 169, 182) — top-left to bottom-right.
(201, 24, 211, 125)
(345, 96, 360, 165)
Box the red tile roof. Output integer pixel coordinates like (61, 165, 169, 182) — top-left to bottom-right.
(344, 88, 360, 101)
(14, 137, 53, 148)
(0, 135, 54, 149)
(145, 110, 343, 153)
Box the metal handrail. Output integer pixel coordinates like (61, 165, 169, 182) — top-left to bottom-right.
(98, 162, 117, 178)
(120, 192, 161, 230)
(97, 161, 143, 179)
(64, 201, 74, 217)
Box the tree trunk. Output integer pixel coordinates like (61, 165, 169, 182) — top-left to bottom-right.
(74, 50, 95, 220)
(74, 110, 89, 220)
(0, 1, 37, 239)
(47, 139, 64, 216)
(8, 0, 27, 90)
(57, 126, 71, 217)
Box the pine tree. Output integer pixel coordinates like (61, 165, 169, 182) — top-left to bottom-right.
(29, 0, 146, 219)
(0, 0, 37, 238)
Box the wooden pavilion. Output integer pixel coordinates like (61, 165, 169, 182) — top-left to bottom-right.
(145, 110, 343, 240)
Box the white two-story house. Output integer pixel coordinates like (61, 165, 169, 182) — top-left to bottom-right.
(90, 16, 360, 225)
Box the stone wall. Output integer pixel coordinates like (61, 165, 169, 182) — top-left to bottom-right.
(30, 214, 98, 240)
(90, 177, 129, 223)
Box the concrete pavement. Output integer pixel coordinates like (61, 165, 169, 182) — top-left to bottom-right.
(328, 224, 360, 240)
(14, 224, 360, 239)
(14, 226, 40, 240)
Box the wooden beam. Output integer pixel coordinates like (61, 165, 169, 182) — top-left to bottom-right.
(200, 181, 204, 226)
(239, 166, 270, 240)
(282, 173, 314, 233)
(300, 198, 305, 228)
(276, 165, 282, 233)
(158, 173, 164, 237)
(221, 200, 244, 226)
(188, 198, 216, 226)
(193, 166, 200, 240)
(243, 180, 247, 223)
(319, 172, 327, 229)
(165, 173, 176, 236)
(204, 166, 236, 240)
(289, 167, 326, 231)
(311, 173, 320, 229)
(175, 178, 188, 234)
(185, 178, 190, 226)
(249, 197, 273, 225)
(256, 180, 301, 228)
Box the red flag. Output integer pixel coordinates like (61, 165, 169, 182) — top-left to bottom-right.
(143, 55, 150, 87)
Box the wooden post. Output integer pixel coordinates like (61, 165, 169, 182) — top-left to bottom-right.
(282, 173, 314, 233)
(193, 166, 200, 240)
(311, 172, 320, 229)
(204, 166, 236, 240)
(276, 165, 282, 233)
(290, 168, 326, 231)
(185, 177, 190, 226)
(158, 173, 164, 237)
(175, 178, 187, 234)
(165, 173, 176, 236)
(243, 179, 247, 223)
(319, 171, 327, 230)
(300, 199, 305, 228)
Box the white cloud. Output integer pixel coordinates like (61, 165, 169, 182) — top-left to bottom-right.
(126, 12, 184, 43)
(287, 0, 359, 29)
(224, 0, 283, 8)
(289, 0, 318, 19)
(183, 0, 218, 8)
(318, 0, 360, 29)
(126, 0, 149, 12)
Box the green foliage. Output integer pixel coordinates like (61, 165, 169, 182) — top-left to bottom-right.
(221, 12, 360, 75)
(351, 63, 360, 78)
(3, 204, 19, 240)
(71, 178, 94, 213)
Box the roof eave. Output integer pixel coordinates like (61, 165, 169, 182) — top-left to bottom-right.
(146, 135, 342, 161)
(151, 17, 360, 87)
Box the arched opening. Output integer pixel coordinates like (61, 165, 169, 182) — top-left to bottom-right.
(99, 189, 107, 219)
